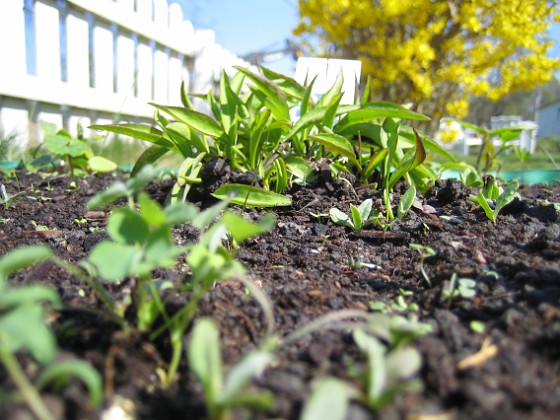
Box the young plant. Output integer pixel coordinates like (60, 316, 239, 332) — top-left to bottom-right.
(0, 246, 102, 420)
(473, 178, 520, 223)
(329, 198, 381, 231)
(188, 318, 275, 420)
(452, 119, 530, 173)
(409, 243, 436, 287)
(442, 273, 476, 306)
(37, 130, 116, 176)
(0, 184, 25, 209)
(352, 328, 422, 410)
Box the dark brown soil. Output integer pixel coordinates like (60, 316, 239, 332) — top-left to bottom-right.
(1, 168, 559, 419)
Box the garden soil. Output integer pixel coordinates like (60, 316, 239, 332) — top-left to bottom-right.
(1, 168, 559, 420)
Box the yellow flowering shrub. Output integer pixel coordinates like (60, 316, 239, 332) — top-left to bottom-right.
(295, 0, 560, 119)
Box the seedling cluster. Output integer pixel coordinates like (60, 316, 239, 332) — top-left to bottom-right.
(0, 65, 530, 418)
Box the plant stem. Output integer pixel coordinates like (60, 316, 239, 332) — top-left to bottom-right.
(0, 348, 55, 420)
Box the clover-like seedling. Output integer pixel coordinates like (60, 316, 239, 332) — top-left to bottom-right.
(330, 198, 381, 231)
(443, 273, 476, 306)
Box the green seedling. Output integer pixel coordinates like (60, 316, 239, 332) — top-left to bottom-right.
(40, 130, 116, 177)
(87, 164, 160, 209)
(470, 320, 486, 334)
(409, 243, 436, 287)
(188, 318, 275, 420)
(329, 198, 381, 231)
(369, 289, 418, 314)
(442, 273, 477, 306)
(352, 328, 422, 410)
(31, 221, 50, 231)
(474, 179, 520, 223)
(0, 246, 102, 420)
(0, 184, 24, 209)
(452, 119, 531, 173)
(300, 377, 358, 420)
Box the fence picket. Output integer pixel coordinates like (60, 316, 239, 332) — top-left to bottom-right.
(0, 0, 251, 159)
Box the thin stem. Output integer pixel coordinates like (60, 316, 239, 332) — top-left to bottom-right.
(0, 348, 55, 420)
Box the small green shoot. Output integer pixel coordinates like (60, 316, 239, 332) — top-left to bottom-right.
(1, 184, 25, 209)
(188, 318, 275, 420)
(409, 243, 436, 287)
(329, 198, 381, 231)
(352, 328, 422, 410)
(475, 179, 520, 223)
(442, 273, 476, 306)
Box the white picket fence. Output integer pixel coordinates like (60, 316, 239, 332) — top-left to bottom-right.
(0, 0, 250, 156)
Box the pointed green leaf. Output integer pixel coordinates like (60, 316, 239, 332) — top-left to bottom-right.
(316, 69, 344, 108)
(309, 133, 357, 162)
(188, 318, 223, 406)
(0, 246, 52, 284)
(36, 360, 103, 408)
(212, 184, 292, 207)
(234, 66, 290, 121)
(151, 104, 226, 139)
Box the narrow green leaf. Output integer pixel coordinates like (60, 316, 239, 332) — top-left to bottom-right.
(212, 184, 291, 207)
(309, 133, 357, 163)
(151, 104, 226, 139)
(222, 212, 275, 243)
(361, 75, 372, 105)
(259, 65, 306, 100)
(89, 123, 169, 147)
(0, 304, 57, 364)
(86, 182, 128, 209)
(336, 103, 430, 132)
(316, 69, 344, 108)
(88, 156, 117, 173)
(0, 285, 60, 308)
(234, 66, 290, 121)
(476, 193, 496, 223)
(363, 148, 389, 180)
(301, 378, 355, 420)
(221, 351, 274, 402)
(188, 318, 223, 407)
(350, 204, 363, 231)
(166, 122, 206, 156)
(494, 180, 519, 218)
(0, 246, 52, 283)
(357, 199, 373, 225)
(397, 186, 416, 220)
(130, 145, 169, 177)
(36, 360, 103, 408)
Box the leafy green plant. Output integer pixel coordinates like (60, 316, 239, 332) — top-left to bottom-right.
(409, 243, 436, 287)
(442, 273, 476, 306)
(329, 198, 382, 231)
(188, 318, 275, 420)
(0, 184, 24, 209)
(36, 130, 117, 176)
(87, 164, 160, 209)
(352, 328, 422, 410)
(0, 246, 102, 420)
(452, 119, 530, 173)
(473, 179, 520, 223)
